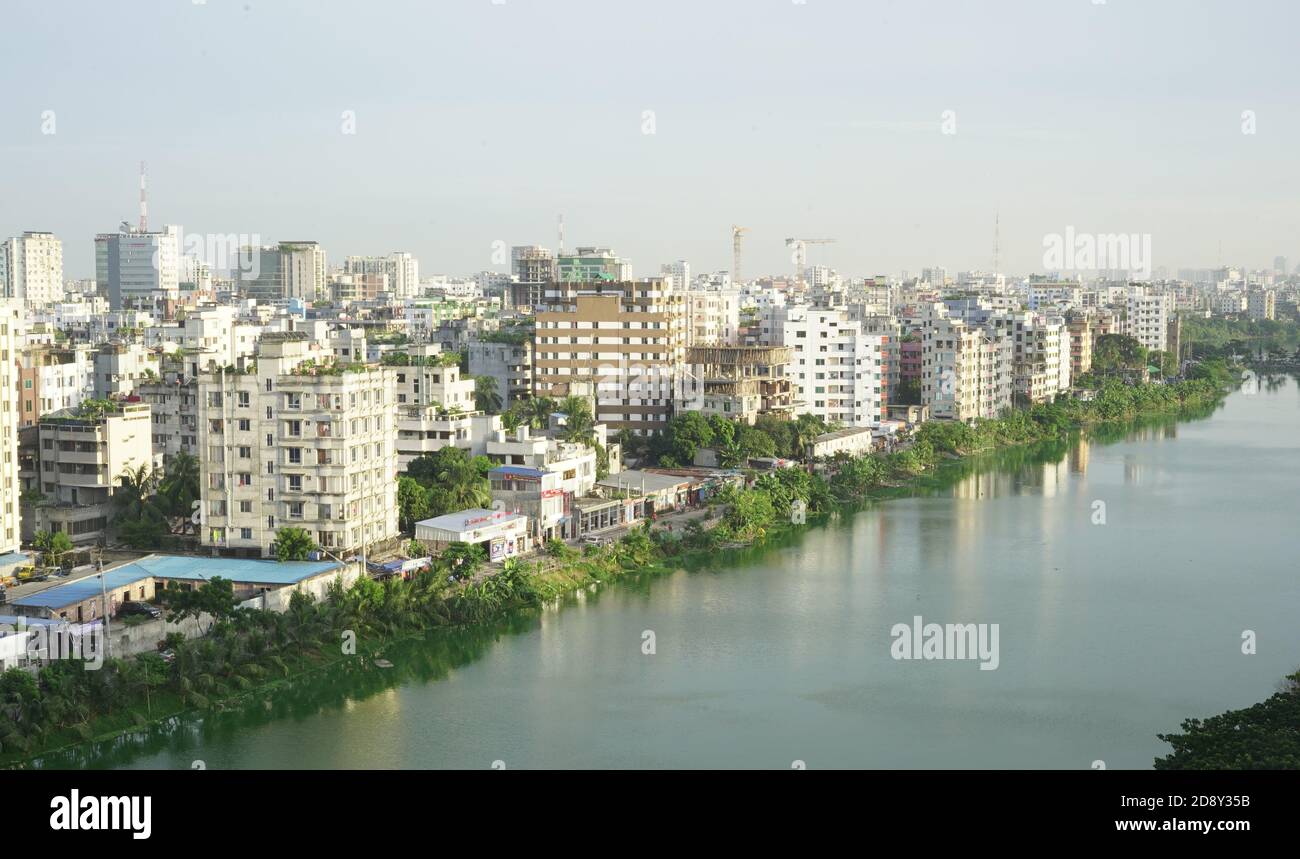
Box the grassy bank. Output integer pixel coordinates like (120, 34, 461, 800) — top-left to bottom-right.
(1, 373, 1235, 768)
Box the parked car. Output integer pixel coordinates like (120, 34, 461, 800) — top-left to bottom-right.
(117, 601, 161, 620)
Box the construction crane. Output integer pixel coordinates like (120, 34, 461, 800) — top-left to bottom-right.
(785, 237, 836, 290)
(731, 225, 749, 284)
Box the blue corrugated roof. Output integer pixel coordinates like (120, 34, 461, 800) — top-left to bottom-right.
(0, 552, 31, 569)
(133, 554, 343, 585)
(9, 566, 153, 609)
(8, 554, 345, 608)
(490, 465, 545, 478)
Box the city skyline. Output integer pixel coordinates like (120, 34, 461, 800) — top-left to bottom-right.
(3, 0, 1299, 279)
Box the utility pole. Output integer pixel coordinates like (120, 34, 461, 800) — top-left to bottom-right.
(98, 552, 111, 660)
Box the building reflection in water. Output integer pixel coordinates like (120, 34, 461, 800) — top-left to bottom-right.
(1068, 437, 1089, 475)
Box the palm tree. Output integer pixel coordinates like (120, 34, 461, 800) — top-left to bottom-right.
(556, 395, 596, 446)
(113, 463, 161, 523)
(522, 396, 554, 430)
(436, 460, 491, 510)
(474, 375, 502, 413)
(158, 451, 200, 532)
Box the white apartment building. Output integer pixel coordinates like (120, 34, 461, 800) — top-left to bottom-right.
(94, 342, 161, 400)
(281, 242, 327, 302)
(921, 307, 1013, 422)
(1125, 287, 1170, 353)
(145, 304, 262, 370)
(0, 303, 23, 555)
(1247, 289, 1276, 321)
(393, 347, 499, 471)
(18, 345, 96, 426)
(684, 289, 742, 346)
(0, 232, 64, 307)
(485, 426, 600, 541)
(660, 260, 691, 292)
(777, 306, 886, 427)
(344, 252, 420, 299)
(1010, 313, 1071, 403)
(28, 402, 153, 545)
(137, 376, 198, 461)
(196, 333, 398, 558)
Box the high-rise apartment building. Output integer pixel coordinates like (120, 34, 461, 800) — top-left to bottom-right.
(921, 307, 1013, 422)
(1010, 312, 1071, 403)
(533, 279, 684, 435)
(0, 303, 23, 555)
(1125, 287, 1170, 353)
(0, 232, 64, 307)
(660, 260, 690, 292)
(344, 252, 420, 299)
(281, 242, 327, 302)
(777, 306, 887, 427)
(196, 332, 398, 558)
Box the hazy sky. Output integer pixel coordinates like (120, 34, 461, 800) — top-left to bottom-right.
(3, 0, 1297, 280)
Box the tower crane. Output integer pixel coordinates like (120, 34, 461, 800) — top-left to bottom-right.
(731, 225, 749, 285)
(785, 237, 837, 290)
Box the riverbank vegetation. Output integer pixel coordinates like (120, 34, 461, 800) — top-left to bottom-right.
(1, 373, 1238, 767)
(1156, 670, 1300, 769)
(1183, 316, 1300, 362)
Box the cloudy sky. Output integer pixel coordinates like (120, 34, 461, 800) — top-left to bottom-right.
(2, 0, 1296, 279)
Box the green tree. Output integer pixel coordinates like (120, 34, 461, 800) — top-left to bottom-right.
(273, 527, 315, 562)
(162, 576, 237, 634)
(1092, 334, 1148, 375)
(556, 395, 597, 446)
(473, 375, 502, 413)
(397, 476, 432, 531)
(666, 412, 714, 464)
(33, 529, 74, 566)
(157, 451, 200, 532)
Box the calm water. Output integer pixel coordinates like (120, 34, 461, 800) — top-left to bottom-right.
(39, 377, 1300, 769)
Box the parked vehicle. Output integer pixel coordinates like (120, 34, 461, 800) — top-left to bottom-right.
(118, 601, 162, 620)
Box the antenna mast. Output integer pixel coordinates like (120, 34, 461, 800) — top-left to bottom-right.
(138, 161, 149, 232)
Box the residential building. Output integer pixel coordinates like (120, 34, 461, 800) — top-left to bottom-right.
(467, 338, 534, 409)
(0, 303, 22, 555)
(1247, 288, 1276, 321)
(17, 344, 95, 426)
(921, 307, 1013, 421)
(196, 332, 398, 558)
(777, 305, 886, 427)
(1010, 312, 1071, 403)
(0, 232, 63, 307)
(533, 279, 685, 435)
(25, 402, 152, 545)
(1125, 287, 1170, 353)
